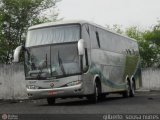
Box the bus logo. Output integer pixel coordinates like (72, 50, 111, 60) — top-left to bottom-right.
(50, 83, 54, 88)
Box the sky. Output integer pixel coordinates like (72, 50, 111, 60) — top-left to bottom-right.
(57, 0, 160, 29)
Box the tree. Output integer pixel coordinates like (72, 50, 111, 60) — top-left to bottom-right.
(144, 21, 160, 46)
(125, 26, 143, 41)
(106, 24, 124, 34)
(0, 0, 60, 64)
(143, 21, 160, 67)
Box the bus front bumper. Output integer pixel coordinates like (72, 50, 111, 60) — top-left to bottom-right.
(27, 84, 83, 99)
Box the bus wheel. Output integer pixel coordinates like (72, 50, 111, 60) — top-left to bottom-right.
(87, 83, 99, 103)
(100, 94, 107, 100)
(130, 80, 135, 97)
(47, 97, 56, 105)
(122, 81, 130, 98)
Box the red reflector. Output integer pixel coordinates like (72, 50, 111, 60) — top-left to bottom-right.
(48, 91, 57, 95)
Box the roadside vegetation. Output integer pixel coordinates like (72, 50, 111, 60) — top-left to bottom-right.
(0, 0, 60, 64)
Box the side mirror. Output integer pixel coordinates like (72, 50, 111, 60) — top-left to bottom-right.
(78, 39, 85, 56)
(13, 45, 24, 63)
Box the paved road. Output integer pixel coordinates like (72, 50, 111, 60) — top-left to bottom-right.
(0, 91, 160, 115)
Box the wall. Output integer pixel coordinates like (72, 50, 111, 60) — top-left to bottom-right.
(141, 68, 160, 90)
(0, 64, 27, 100)
(0, 64, 160, 100)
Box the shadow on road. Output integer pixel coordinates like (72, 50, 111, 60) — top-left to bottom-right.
(38, 95, 125, 106)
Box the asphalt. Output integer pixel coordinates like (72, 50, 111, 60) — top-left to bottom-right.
(0, 91, 160, 120)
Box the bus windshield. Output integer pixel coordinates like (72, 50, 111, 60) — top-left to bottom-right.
(24, 24, 81, 80)
(25, 43, 81, 79)
(26, 24, 80, 47)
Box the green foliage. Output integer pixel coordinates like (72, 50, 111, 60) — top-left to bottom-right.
(143, 22, 160, 68)
(0, 0, 60, 64)
(125, 26, 143, 41)
(144, 21, 160, 46)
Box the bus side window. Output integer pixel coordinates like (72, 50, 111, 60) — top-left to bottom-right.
(83, 48, 89, 72)
(126, 49, 129, 54)
(128, 49, 132, 55)
(126, 49, 131, 55)
(95, 31, 101, 48)
(86, 26, 90, 36)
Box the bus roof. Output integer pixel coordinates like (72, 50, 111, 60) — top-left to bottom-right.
(28, 20, 137, 42)
(28, 20, 87, 30)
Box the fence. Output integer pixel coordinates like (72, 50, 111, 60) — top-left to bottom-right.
(0, 64, 160, 100)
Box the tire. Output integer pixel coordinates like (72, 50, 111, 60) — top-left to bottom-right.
(99, 94, 106, 101)
(122, 81, 130, 98)
(47, 98, 56, 105)
(87, 83, 99, 103)
(130, 80, 135, 97)
(122, 80, 135, 98)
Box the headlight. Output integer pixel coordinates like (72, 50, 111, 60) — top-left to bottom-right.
(67, 80, 81, 86)
(26, 85, 39, 89)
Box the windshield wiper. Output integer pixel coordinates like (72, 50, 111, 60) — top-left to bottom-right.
(58, 51, 66, 76)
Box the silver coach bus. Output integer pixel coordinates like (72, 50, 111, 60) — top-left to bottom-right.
(13, 21, 141, 105)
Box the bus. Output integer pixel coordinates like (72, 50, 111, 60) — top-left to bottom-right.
(13, 20, 141, 105)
